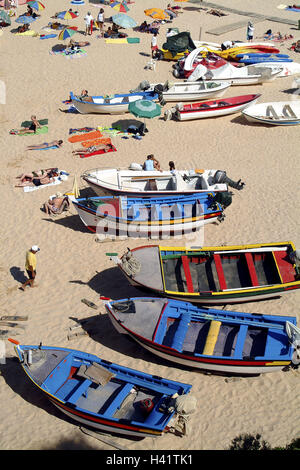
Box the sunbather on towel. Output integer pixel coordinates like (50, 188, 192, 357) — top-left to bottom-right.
(15, 169, 58, 187)
(72, 143, 114, 155)
(44, 193, 70, 215)
(12, 115, 42, 135)
(26, 140, 63, 150)
(16, 168, 58, 183)
(68, 39, 90, 48)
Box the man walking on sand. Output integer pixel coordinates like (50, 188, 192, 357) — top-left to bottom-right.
(21, 245, 40, 290)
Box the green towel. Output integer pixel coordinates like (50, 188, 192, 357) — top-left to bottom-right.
(21, 119, 48, 127)
(18, 126, 48, 136)
(127, 38, 140, 44)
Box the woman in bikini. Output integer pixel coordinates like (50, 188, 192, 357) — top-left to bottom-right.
(72, 143, 113, 155)
(15, 169, 57, 187)
(26, 140, 63, 150)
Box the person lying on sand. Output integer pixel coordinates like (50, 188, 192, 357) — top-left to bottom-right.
(26, 140, 63, 151)
(16, 168, 58, 183)
(207, 9, 226, 16)
(68, 39, 90, 48)
(11, 115, 41, 135)
(15, 169, 58, 187)
(44, 193, 70, 215)
(16, 23, 30, 33)
(72, 143, 113, 155)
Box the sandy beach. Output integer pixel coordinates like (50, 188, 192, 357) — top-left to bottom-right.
(0, 0, 299, 451)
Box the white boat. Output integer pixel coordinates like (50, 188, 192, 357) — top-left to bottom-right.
(165, 94, 260, 121)
(242, 101, 300, 126)
(132, 80, 231, 102)
(82, 166, 245, 197)
(251, 61, 300, 77)
(69, 90, 158, 115)
(187, 62, 282, 85)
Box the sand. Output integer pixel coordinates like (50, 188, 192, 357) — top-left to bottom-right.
(0, 0, 299, 451)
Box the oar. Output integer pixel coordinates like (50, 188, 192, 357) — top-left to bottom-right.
(0, 315, 28, 321)
(189, 312, 285, 330)
(0, 321, 26, 329)
(80, 427, 130, 451)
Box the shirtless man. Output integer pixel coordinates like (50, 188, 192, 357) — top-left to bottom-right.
(16, 168, 57, 183)
(15, 170, 56, 187)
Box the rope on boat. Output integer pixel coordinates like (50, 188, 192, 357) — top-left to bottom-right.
(121, 250, 141, 277)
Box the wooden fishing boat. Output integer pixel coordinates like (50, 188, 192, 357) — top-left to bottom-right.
(11, 341, 192, 437)
(69, 192, 231, 238)
(69, 90, 158, 115)
(133, 80, 230, 102)
(81, 167, 245, 197)
(164, 94, 260, 121)
(242, 101, 300, 126)
(105, 297, 300, 375)
(111, 242, 300, 304)
(187, 62, 282, 85)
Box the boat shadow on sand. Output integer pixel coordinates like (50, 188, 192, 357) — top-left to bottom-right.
(0, 358, 141, 447)
(230, 115, 274, 127)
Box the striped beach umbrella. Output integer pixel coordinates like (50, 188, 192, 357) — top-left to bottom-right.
(111, 1, 129, 13)
(129, 99, 161, 128)
(56, 11, 78, 20)
(58, 27, 78, 40)
(27, 1, 45, 11)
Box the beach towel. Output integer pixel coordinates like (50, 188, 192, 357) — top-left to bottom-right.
(30, 145, 59, 150)
(68, 130, 102, 143)
(81, 137, 112, 148)
(15, 30, 38, 37)
(23, 172, 69, 192)
(79, 145, 117, 159)
(21, 119, 48, 127)
(50, 48, 87, 59)
(69, 127, 95, 135)
(10, 126, 48, 136)
(104, 38, 140, 44)
(96, 126, 129, 137)
(40, 34, 57, 39)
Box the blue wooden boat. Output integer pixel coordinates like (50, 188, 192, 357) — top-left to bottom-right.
(11, 341, 193, 438)
(69, 191, 232, 238)
(69, 90, 158, 114)
(105, 297, 300, 376)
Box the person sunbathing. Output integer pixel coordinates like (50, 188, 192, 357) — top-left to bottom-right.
(12, 115, 42, 135)
(17, 23, 30, 33)
(15, 170, 57, 187)
(68, 39, 90, 48)
(44, 193, 70, 215)
(72, 143, 113, 155)
(26, 140, 63, 151)
(16, 168, 58, 183)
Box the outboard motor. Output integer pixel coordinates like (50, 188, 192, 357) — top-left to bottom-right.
(213, 170, 245, 190)
(130, 80, 151, 93)
(153, 84, 166, 106)
(209, 191, 233, 211)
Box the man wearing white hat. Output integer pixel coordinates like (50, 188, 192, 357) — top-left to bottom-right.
(21, 245, 40, 290)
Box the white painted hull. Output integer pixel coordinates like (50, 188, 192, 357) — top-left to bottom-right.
(242, 101, 300, 126)
(74, 203, 219, 238)
(71, 100, 130, 115)
(252, 61, 300, 77)
(51, 401, 160, 437)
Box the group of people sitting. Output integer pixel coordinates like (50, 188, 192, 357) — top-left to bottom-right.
(142, 155, 176, 173)
(103, 23, 127, 39)
(137, 20, 161, 35)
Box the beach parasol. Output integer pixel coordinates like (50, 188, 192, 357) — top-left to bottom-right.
(15, 15, 36, 24)
(144, 8, 167, 20)
(128, 99, 161, 128)
(26, 1, 45, 11)
(58, 26, 78, 40)
(0, 10, 11, 25)
(56, 11, 78, 20)
(111, 13, 137, 29)
(111, 1, 129, 13)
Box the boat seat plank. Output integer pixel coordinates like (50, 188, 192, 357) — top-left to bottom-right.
(67, 379, 92, 405)
(283, 104, 297, 119)
(233, 325, 248, 359)
(202, 320, 221, 355)
(172, 312, 192, 352)
(266, 105, 279, 120)
(102, 382, 134, 417)
(273, 250, 294, 284)
(244, 252, 260, 286)
(181, 256, 194, 293)
(213, 254, 227, 290)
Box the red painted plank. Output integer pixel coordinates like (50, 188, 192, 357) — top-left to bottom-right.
(213, 254, 227, 290)
(244, 252, 259, 287)
(181, 256, 194, 293)
(273, 250, 295, 284)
